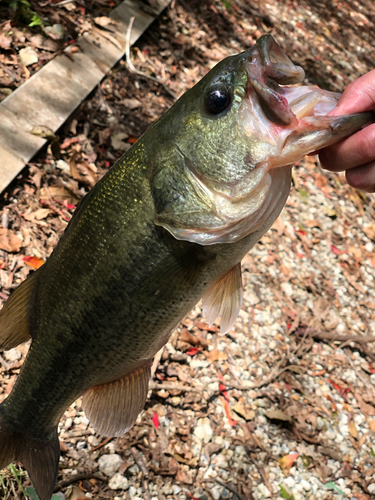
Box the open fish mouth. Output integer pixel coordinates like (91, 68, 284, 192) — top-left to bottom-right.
(242, 34, 373, 170)
(245, 34, 340, 126)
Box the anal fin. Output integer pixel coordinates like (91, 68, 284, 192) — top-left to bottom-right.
(202, 262, 243, 335)
(82, 362, 152, 437)
(0, 270, 39, 351)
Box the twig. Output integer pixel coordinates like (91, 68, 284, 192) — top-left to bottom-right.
(125, 17, 177, 99)
(297, 330, 375, 361)
(53, 0, 82, 6)
(54, 473, 105, 491)
(247, 457, 273, 496)
(88, 436, 112, 454)
(149, 382, 203, 393)
(201, 478, 247, 500)
(149, 361, 300, 394)
(131, 447, 149, 477)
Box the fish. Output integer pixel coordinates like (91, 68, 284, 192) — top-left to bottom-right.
(0, 34, 373, 500)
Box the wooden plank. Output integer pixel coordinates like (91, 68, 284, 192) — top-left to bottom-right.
(0, 0, 171, 191)
(0, 145, 26, 194)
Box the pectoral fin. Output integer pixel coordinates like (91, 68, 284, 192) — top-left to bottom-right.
(82, 361, 152, 437)
(202, 263, 243, 335)
(0, 270, 40, 351)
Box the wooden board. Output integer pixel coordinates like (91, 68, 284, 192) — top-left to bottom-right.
(0, 0, 171, 193)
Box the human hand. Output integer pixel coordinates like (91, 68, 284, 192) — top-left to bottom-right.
(319, 69, 375, 192)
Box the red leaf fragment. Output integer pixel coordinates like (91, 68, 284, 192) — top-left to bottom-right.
(151, 411, 159, 429)
(327, 379, 350, 402)
(331, 245, 341, 255)
(22, 256, 45, 269)
(279, 452, 299, 471)
(186, 347, 199, 356)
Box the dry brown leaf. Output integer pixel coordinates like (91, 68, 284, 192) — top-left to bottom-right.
(363, 223, 375, 241)
(271, 216, 285, 236)
(369, 420, 375, 431)
(24, 208, 52, 222)
(348, 245, 363, 260)
(353, 494, 371, 500)
(314, 173, 328, 189)
(0, 228, 23, 253)
(206, 348, 227, 362)
(0, 21, 12, 50)
(304, 219, 322, 229)
(348, 419, 358, 439)
(39, 186, 80, 205)
(233, 403, 255, 421)
(265, 409, 292, 422)
(354, 392, 375, 416)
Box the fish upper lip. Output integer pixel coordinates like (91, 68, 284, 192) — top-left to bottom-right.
(244, 36, 340, 126)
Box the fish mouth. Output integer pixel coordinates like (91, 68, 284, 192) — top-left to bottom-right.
(244, 34, 373, 168)
(245, 34, 341, 127)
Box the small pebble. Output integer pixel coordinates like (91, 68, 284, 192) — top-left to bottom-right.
(98, 454, 123, 477)
(19, 47, 38, 66)
(108, 473, 129, 491)
(194, 417, 213, 443)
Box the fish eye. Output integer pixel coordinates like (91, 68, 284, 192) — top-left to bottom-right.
(205, 85, 232, 115)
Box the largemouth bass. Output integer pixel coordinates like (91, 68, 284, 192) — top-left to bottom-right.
(0, 35, 372, 500)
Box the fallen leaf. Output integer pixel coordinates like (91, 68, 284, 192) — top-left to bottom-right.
(354, 392, 375, 416)
(206, 348, 228, 362)
(186, 347, 199, 356)
(23, 256, 45, 269)
(353, 493, 371, 500)
(325, 482, 344, 495)
(265, 409, 292, 422)
(369, 420, 375, 431)
(0, 228, 23, 253)
(233, 403, 255, 421)
(304, 219, 322, 228)
(0, 21, 12, 50)
(363, 223, 375, 241)
(278, 452, 298, 471)
(30, 125, 57, 141)
(39, 186, 80, 205)
(348, 420, 358, 439)
(151, 411, 159, 429)
(221, 396, 236, 427)
(23, 208, 52, 222)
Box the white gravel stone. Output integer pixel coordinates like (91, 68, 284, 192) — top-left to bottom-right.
(19, 47, 38, 66)
(368, 483, 375, 494)
(257, 483, 271, 498)
(211, 485, 223, 500)
(108, 473, 129, 491)
(128, 486, 137, 498)
(98, 454, 123, 477)
(300, 479, 311, 491)
(194, 417, 213, 443)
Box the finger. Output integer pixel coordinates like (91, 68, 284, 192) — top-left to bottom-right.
(329, 69, 375, 116)
(319, 123, 375, 172)
(345, 161, 375, 193)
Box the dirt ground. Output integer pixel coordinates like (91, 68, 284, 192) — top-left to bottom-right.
(0, 1, 375, 499)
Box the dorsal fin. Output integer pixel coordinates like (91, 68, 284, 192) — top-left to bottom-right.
(202, 262, 243, 335)
(0, 270, 40, 351)
(82, 361, 152, 437)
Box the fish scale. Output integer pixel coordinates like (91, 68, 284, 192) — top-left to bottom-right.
(0, 35, 373, 500)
